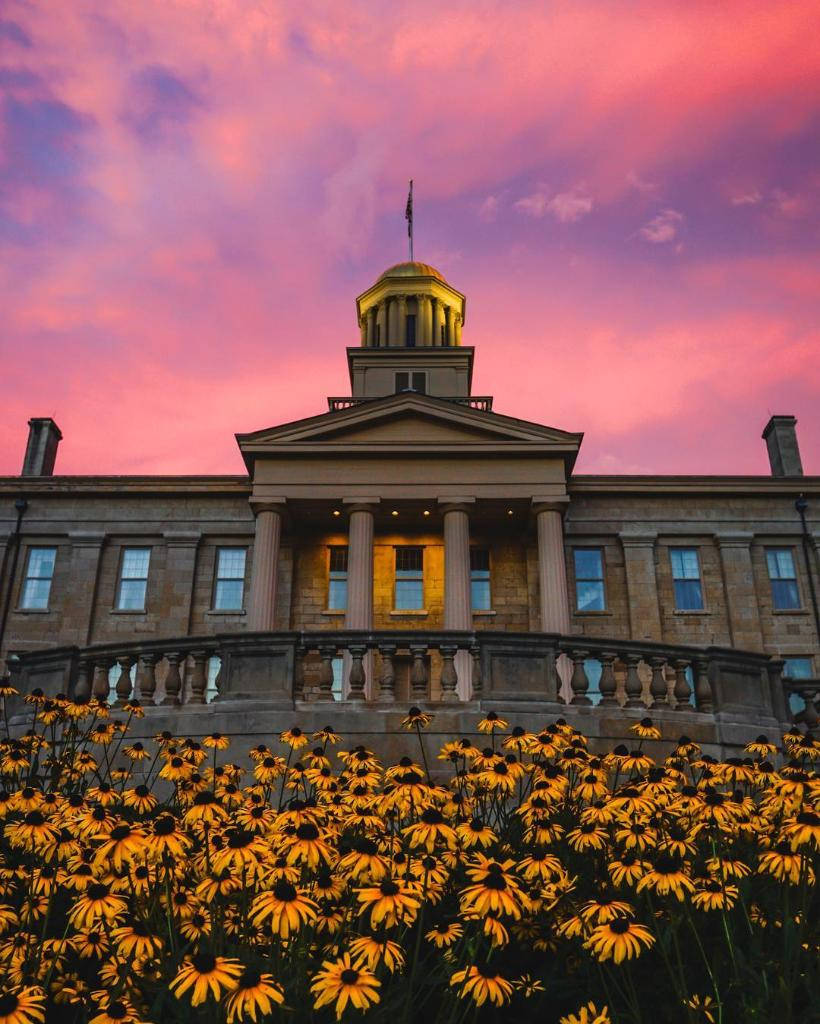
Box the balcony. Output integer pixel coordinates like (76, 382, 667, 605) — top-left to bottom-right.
(8, 630, 799, 758)
(327, 395, 494, 412)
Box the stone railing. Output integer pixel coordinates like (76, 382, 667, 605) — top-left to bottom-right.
(326, 396, 494, 412)
(783, 677, 819, 728)
(8, 630, 790, 725)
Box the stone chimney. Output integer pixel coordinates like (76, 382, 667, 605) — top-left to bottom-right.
(762, 415, 803, 477)
(21, 418, 62, 477)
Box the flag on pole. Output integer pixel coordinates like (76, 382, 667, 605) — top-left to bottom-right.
(405, 180, 413, 261)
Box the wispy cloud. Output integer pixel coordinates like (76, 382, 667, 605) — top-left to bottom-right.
(515, 185, 593, 222)
(478, 195, 499, 222)
(730, 189, 762, 206)
(639, 208, 684, 244)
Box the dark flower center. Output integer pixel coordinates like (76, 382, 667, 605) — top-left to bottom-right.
(135, 786, 150, 797)
(341, 968, 359, 985)
(469, 818, 485, 832)
(107, 1002, 128, 1019)
(610, 918, 630, 934)
(273, 881, 298, 902)
(24, 811, 45, 826)
(240, 966, 263, 989)
(0, 995, 18, 1015)
(110, 825, 131, 841)
(87, 883, 109, 900)
(380, 880, 400, 896)
(192, 952, 217, 974)
(420, 808, 444, 825)
(797, 811, 819, 826)
(193, 791, 217, 806)
(153, 816, 176, 836)
(227, 830, 254, 850)
(475, 963, 498, 978)
(296, 823, 320, 841)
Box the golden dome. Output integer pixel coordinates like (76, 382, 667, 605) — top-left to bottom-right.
(377, 261, 446, 283)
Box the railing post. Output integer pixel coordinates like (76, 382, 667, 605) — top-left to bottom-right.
(162, 652, 182, 706)
(347, 644, 367, 702)
(569, 648, 591, 705)
(136, 653, 158, 705)
(409, 644, 429, 701)
(377, 644, 396, 704)
(294, 648, 306, 701)
(649, 656, 669, 708)
(189, 650, 208, 705)
(318, 645, 336, 701)
(672, 658, 692, 711)
(800, 686, 819, 728)
(439, 644, 459, 702)
(693, 658, 712, 712)
(597, 651, 617, 706)
(114, 655, 134, 706)
(469, 644, 483, 699)
(92, 658, 113, 701)
(74, 658, 92, 702)
(623, 652, 644, 708)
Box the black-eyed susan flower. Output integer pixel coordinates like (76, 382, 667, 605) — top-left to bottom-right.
(758, 841, 814, 885)
(460, 857, 523, 918)
(403, 807, 458, 852)
(249, 881, 318, 938)
(781, 809, 820, 851)
(401, 707, 433, 729)
(477, 711, 508, 734)
(68, 883, 127, 929)
(630, 718, 661, 741)
(691, 880, 739, 911)
(349, 936, 405, 973)
(586, 918, 655, 963)
(282, 822, 334, 868)
(280, 727, 308, 750)
(310, 953, 380, 1019)
(425, 921, 463, 947)
(110, 921, 163, 959)
(223, 969, 284, 1023)
(356, 877, 421, 928)
(87, 991, 139, 1024)
(636, 855, 696, 901)
(684, 994, 717, 1022)
(559, 1002, 611, 1024)
(169, 953, 242, 1006)
(0, 987, 46, 1024)
(449, 964, 513, 1007)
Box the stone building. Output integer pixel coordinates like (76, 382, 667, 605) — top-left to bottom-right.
(1, 261, 818, 748)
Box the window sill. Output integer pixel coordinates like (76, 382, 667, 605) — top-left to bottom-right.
(772, 608, 810, 615)
(206, 609, 246, 616)
(390, 609, 429, 617)
(472, 609, 497, 617)
(13, 608, 52, 615)
(110, 609, 148, 615)
(321, 609, 346, 616)
(573, 610, 613, 616)
(672, 609, 711, 616)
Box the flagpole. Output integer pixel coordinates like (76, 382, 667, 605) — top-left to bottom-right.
(406, 180, 414, 262)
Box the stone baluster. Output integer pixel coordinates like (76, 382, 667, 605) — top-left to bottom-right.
(569, 648, 591, 705)
(693, 659, 712, 712)
(672, 659, 692, 710)
(92, 659, 113, 701)
(347, 644, 367, 702)
(74, 659, 92, 702)
(377, 644, 396, 704)
(410, 644, 429, 700)
(597, 651, 618, 706)
(189, 650, 209, 705)
(318, 646, 336, 701)
(293, 648, 306, 700)
(623, 652, 644, 708)
(114, 655, 134, 706)
(439, 644, 459, 702)
(136, 653, 158, 705)
(649, 656, 669, 708)
(162, 652, 182, 706)
(470, 644, 483, 698)
(802, 687, 819, 728)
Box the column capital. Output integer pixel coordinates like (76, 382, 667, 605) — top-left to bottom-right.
(249, 497, 286, 517)
(532, 496, 570, 515)
(437, 496, 475, 514)
(618, 529, 657, 547)
(342, 497, 380, 514)
(713, 531, 754, 547)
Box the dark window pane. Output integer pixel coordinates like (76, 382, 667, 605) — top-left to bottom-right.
(329, 547, 348, 572)
(395, 372, 409, 392)
(21, 579, 51, 610)
(470, 548, 490, 572)
(118, 579, 147, 610)
(328, 579, 347, 610)
(396, 547, 423, 572)
(772, 579, 800, 610)
(406, 314, 416, 347)
(674, 579, 704, 611)
(783, 657, 812, 678)
(411, 372, 426, 393)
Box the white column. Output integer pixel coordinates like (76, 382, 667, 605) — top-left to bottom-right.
(534, 499, 571, 633)
(397, 295, 407, 347)
(344, 499, 377, 698)
(376, 302, 387, 347)
(247, 501, 284, 631)
(440, 498, 474, 699)
(453, 312, 463, 345)
(534, 498, 571, 700)
(418, 295, 432, 346)
(366, 307, 376, 346)
(444, 305, 453, 346)
(387, 298, 399, 346)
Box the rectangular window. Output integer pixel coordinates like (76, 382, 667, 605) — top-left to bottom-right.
(670, 547, 704, 610)
(116, 547, 151, 610)
(328, 546, 348, 610)
(574, 548, 605, 611)
(394, 372, 426, 393)
(20, 547, 56, 610)
(395, 372, 409, 392)
(766, 548, 800, 610)
(406, 314, 416, 347)
(411, 372, 426, 393)
(213, 547, 246, 610)
(395, 546, 424, 610)
(470, 548, 491, 610)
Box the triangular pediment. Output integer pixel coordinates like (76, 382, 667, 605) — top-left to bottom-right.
(238, 393, 582, 455)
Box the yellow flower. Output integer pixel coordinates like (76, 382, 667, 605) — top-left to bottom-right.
(560, 1002, 611, 1024)
(585, 918, 655, 963)
(349, 936, 405, 973)
(0, 987, 47, 1024)
(449, 965, 513, 1007)
(685, 994, 717, 1022)
(249, 882, 318, 938)
(477, 712, 508, 733)
(401, 706, 433, 729)
(310, 953, 380, 1020)
(169, 953, 242, 1006)
(224, 967, 284, 1023)
(356, 877, 421, 928)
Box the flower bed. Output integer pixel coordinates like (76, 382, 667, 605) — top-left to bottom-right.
(0, 686, 816, 1023)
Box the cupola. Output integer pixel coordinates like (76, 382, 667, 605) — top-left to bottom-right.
(355, 261, 466, 348)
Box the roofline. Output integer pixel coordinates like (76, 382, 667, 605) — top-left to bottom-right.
(0, 475, 251, 497)
(569, 475, 820, 495)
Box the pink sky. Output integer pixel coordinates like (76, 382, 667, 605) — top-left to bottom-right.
(1, 0, 819, 476)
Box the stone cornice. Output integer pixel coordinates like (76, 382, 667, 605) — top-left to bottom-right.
(569, 475, 820, 496)
(0, 476, 250, 496)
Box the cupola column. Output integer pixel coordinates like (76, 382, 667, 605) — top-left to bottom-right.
(439, 498, 475, 699)
(366, 307, 377, 346)
(247, 500, 285, 631)
(417, 294, 432, 346)
(359, 317, 367, 346)
(376, 302, 387, 347)
(387, 297, 399, 346)
(453, 313, 462, 346)
(444, 305, 453, 346)
(397, 294, 407, 346)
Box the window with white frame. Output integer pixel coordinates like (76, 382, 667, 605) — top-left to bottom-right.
(116, 548, 151, 610)
(20, 547, 56, 610)
(670, 547, 704, 610)
(470, 548, 491, 611)
(574, 548, 605, 611)
(213, 548, 246, 610)
(766, 548, 800, 610)
(395, 546, 424, 610)
(328, 547, 348, 611)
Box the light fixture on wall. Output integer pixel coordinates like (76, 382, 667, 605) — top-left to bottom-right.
(333, 510, 341, 517)
(423, 510, 430, 516)
(507, 509, 514, 515)
(391, 510, 399, 517)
